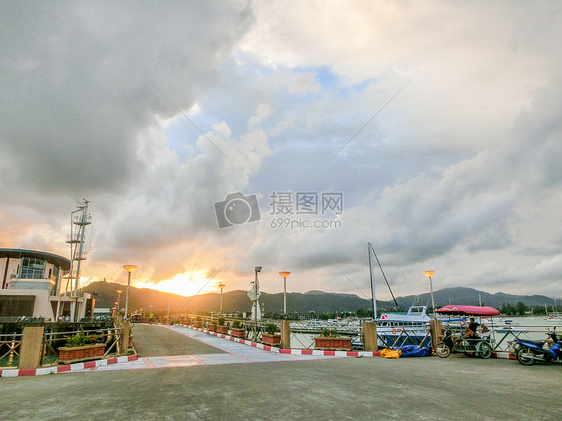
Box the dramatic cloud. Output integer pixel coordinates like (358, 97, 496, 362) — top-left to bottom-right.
(1, 1, 561, 301)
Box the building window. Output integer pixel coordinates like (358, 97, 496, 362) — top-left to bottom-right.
(0, 295, 36, 317)
(20, 258, 46, 279)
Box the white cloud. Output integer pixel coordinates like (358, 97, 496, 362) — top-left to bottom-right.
(2, 1, 561, 301)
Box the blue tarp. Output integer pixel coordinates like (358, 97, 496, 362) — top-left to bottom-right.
(394, 345, 432, 357)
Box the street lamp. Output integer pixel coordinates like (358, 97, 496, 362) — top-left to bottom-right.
(218, 282, 225, 315)
(279, 272, 291, 315)
(253, 266, 262, 339)
(116, 290, 122, 316)
(123, 265, 138, 320)
(423, 270, 436, 314)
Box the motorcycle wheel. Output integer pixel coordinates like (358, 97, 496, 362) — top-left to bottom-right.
(435, 342, 451, 358)
(476, 342, 492, 359)
(516, 347, 535, 366)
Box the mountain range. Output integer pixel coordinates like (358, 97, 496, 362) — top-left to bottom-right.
(83, 280, 558, 315)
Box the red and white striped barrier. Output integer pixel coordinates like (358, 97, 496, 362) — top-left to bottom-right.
(0, 354, 138, 378)
(180, 324, 382, 357)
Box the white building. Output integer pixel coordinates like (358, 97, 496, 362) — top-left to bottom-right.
(0, 248, 93, 320)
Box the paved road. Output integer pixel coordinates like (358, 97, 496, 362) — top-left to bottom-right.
(132, 324, 226, 357)
(1, 324, 560, 420)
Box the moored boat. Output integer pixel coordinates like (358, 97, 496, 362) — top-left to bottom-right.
(376, 306, 431, 346)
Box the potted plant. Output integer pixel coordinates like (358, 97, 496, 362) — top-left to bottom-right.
(261, 323, 281, 346)
(216, 317, 228, 334)
(58, 332, 106, 364)
(314, 328, 352, 351)
(230, 319, 246, 338)
(194, 316, 203, 328)
(208, 320, 217, 332)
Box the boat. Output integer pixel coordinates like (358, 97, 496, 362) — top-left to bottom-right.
(366, 244, 439, 346)
(376, 306, 432, 345)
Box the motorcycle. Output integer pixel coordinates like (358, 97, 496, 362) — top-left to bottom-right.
(436, 329, 493, 359)
(514, 331, 562, 366)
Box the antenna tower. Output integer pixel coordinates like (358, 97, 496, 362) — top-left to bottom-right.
(65, 200, 91, 298)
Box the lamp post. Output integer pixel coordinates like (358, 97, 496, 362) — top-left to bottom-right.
(253, 266, 262, 339)
(423, 270, 436, 314)
(279, 272, 291, 315)
(123, 265, 138, 320)
(116, 290, 122, 316)
(218, 282, 225, 316)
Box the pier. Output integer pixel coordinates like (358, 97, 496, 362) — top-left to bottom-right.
(1, 323, 560, 420)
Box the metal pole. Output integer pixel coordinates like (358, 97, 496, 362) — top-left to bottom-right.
(429, 276, 436, 312)
(283, 277, 287, 315)
(218, 282, 225, 316)
(279, 272, 290, 316)
(123, 265, 137, 321)
(254, 269, 258, 332)
(423, 270, 436, 318)
(368, 243, 377, 318)
(125, 271, 131, 320)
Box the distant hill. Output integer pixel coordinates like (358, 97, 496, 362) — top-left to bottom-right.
(83, 281, 557, 315)
(393, 287, 557, 310)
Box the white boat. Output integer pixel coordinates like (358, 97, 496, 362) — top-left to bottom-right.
(376, 306, 431, 345)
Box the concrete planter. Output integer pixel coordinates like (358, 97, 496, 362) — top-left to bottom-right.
(230, 327, 246, 338)
(216, 325, 229, 334)
(208, 324, 217, 332)
(194, 321, 203, 328)
(58, 344, 106, 364)
(314, 337, 352, 351)
(261, 333, 281, 346)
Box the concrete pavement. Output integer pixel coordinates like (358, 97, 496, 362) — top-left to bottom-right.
(1, 323, 560, 420)
(96, 324, 336, 372)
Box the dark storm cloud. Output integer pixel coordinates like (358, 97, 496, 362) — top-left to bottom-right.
(0, 1, 253, 198)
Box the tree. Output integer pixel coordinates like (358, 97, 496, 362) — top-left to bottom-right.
(515, 301, 528, 316)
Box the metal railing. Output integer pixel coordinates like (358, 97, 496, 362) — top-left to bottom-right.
(0, 332, 23, 368)
(181, 315, 561, 353)
(0, 324, 131, 369)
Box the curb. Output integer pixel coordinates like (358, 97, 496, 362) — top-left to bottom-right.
(0, 355, 139, 378)
(178, 324, 382, 357)
(492, 351, 517, 360)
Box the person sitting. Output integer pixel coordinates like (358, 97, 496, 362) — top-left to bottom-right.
(463, 317, 480, 339)
(479, 324, 492, 339)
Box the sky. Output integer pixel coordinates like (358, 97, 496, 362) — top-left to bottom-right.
(1, 1, 561, 302)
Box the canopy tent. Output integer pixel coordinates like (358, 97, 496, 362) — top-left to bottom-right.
(435, 305, 500, 316)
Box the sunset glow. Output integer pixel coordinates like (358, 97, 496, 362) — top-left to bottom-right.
(134, 272, 224, 298)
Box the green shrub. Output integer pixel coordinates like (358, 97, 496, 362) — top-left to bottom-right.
(218, 317, 225, 326)
(320, 328, 340, 338)
(65, 332, 103, 347)
(264, 323, 277, 335)
(232, 319, 242, 329)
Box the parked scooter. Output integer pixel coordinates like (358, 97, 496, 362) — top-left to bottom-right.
(514, 331, 562, 366)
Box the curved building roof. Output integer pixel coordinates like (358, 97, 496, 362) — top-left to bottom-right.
(0, 248, 71, 270)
